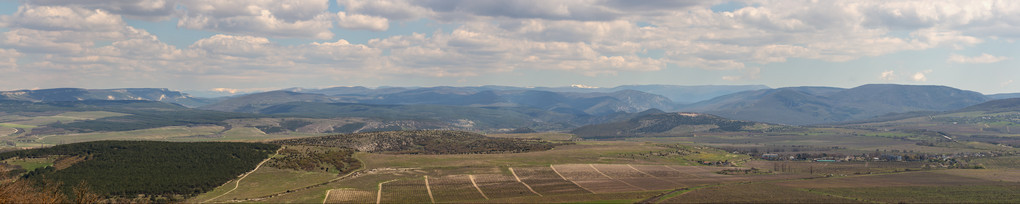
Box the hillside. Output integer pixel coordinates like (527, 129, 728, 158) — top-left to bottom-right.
(0, 100, 259, 134)
(955, 98, 1020, 113)
(683, 84, 988, 125)
(289, 85, 767, 105)
(199, 91, 341, 113)
(271, 130, 564, 154)
(571, 112, 759, 139)
(0, 141, 278, 201)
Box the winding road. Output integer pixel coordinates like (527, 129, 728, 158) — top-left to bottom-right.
(203, 147, 282, 203)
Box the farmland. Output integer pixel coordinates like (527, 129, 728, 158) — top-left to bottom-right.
(2, 100, 1020, 203)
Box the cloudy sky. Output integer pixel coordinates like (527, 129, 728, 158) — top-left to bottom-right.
(0, 0, 1017, 94)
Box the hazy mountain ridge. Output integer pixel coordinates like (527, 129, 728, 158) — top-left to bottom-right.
(0, 88, 211, 107)
(571, 112, 761, 139)
(683, 84, 989, 125)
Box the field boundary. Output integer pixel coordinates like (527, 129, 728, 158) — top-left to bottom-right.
(424, 176, 436, 203)
(377, 179, 397, 204)
(551, 165, 595, 194)
(664, 165, 701, 178)
(322, 189, 332, 204)
(590, 164, 646, 191)
(628, 164, 656, 177)
(468, 175, 490, 200)
(202, 147, 281, 203)
(508, 167, 543, 196)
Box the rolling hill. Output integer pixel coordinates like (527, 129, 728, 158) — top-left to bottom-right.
(271, 130, 563, 154)
(571, 112, 760, 139)
(683, 84, 988, 125)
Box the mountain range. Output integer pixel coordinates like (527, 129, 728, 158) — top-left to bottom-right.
(1, 84, 1017, 129)
(681, 84, 990, 125)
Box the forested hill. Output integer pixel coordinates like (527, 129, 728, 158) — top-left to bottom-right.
(271, 130, 565, 154)
(0, 141, 279, 201)
(571, 112, 760, 139)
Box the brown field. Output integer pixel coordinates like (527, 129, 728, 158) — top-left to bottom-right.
(472, 174, 539, 199)
(591, 164, 652, 178)
(631, 165, 700, 178)
(379, 178, 432, 203)
(777, 171, 993, 188)
(812, 184, 1020, 203)
(324, 188, 374, 204)
(937, 169, 1020, 183)
(511, 167, 592, 195)
(745, 160, 929, 175)
(620, 177, 683, 190)
(664, 183, 862, 203)
(428, 175, 485, 202)
(572, 179, 645, 193)
(550, 164, 607, 180)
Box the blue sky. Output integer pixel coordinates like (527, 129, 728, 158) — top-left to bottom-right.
(0, 0, 1017, 94)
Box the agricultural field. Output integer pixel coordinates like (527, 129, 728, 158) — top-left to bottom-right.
(662, 183, 861, 203)
(1, 156, 55, 172)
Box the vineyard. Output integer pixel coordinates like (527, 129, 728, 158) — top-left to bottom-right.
(322, 164, 802, 203)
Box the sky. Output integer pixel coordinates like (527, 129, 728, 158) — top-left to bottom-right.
(0, 0, 1017, 94)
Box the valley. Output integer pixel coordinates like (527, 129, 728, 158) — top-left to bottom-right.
(0, 84, 1018, 203)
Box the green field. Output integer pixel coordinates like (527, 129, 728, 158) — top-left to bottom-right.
(1, 157, 55, 172)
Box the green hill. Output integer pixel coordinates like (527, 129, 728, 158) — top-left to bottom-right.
(271, 130, 564, 154)
(571, 112, 759, 139)
(1, 141, 278, 201)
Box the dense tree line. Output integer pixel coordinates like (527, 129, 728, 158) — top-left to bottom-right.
(572, 112, 756, 139)
(267, 147, 361, 174)
(255, 119, 315, 134)
(272, 130, 565, 154)
(0, 141, 278, 201)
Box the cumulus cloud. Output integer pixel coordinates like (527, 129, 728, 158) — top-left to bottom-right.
(879, 70, 896, 81)
(336, 12, 389, 31)
(912, 69, 932, 82)
(2, 0, 1020, 90)
(25, 0, 176, 20)
(176, 0, 335, 39)
(947, 53, 1009, 64)
(0, 48, 21, 71)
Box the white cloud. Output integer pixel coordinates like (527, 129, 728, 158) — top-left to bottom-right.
(2, 0, 1020, 90)
(0, 48, 21, 71)
(879, 70, 896, 81)
(1003, 80, 1015, 87)
(26, 0, 176, 21)
(1, 5, 125, 31)
(190, 34, 273, 58)
(947, 53, 1009, 64)
(177, 0, 335, 39)
(336, 12, 389, 31)
(912, 69, 932, 82)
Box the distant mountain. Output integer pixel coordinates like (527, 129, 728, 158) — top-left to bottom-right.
(0, 88, 211, 107)
(683, 84, 988, 125)
(610, 85, 769, 104)
(571, 112, 759, 139)
(955, 98, 1020, 113)
(988, 93, 1020, 100)
(275, 87, 678, 115)
(199, 91, 341, 113)
(288, 84, 767, 107)
(255, 102, 546, 130)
